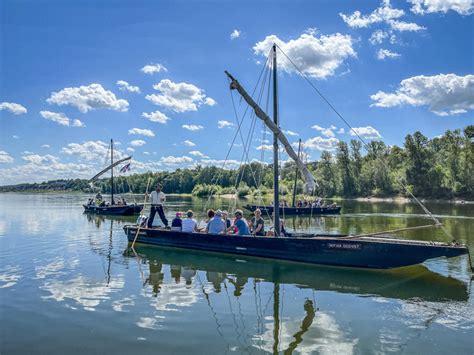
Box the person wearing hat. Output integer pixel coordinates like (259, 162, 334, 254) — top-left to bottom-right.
(147, 183, 169, 228)
(206, 209, 226, 234)
(182, 210, 198, 233)
(228, 209, 250, 236)
(171, 212, 183, 231)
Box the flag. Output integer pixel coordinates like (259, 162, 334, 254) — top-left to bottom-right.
(120, 162, 131, 173)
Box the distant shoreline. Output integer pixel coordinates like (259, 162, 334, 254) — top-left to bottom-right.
(0, 190, 471, 204)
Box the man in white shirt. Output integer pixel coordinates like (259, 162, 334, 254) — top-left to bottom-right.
(147, 183, 169, 228)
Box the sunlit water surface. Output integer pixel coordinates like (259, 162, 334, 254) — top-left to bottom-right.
(1, 193, 473, 354)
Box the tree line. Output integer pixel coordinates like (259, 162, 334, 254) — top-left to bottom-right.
(1, 126, 472, 199)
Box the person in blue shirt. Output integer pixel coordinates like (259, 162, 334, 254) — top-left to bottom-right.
(228, 209, 250, 236)
(206, 209, 226, 234)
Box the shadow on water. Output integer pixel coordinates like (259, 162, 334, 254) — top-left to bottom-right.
(127, 244, 468, 303)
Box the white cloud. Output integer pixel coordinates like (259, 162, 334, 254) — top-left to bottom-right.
(253, 31, 356, 79)
(126, 147, 135, 152)
(159, 155, 193, 165)
(41, 144, 50, 148)
(116, 80, 141, 93)
(217, 120, 234, 129)
(189, 150, 209, 158)
(312, 125, 336, 138)
(146, 79, 216, 113)
(389, 20, 425, 32)
(72, 119, 85, 127)
(256, 144, 273, 151)
(12, 135, 19, 139)
(130, 140, 146, 147)
(198, 159, 241, 169)
(377, 48, 401, 60)
(369, 30, 389, 44)
(337, 128, 345, 134)
(182, 124, 204, 131)
(370, 74, 474, 116)
(128, 128, 155, 137)
(284, 130, 299, 136)
(142, 110, 170, 124)
(0, 151, 14, 163)
(40, 111, 85, 128)
(0, 102, 27, 115)
(141, 63, 168, 74)
(182, 140, 196, 147)
(22, 154, 58, 164)
(60, 140, 126, 162)
(0, 158, 93, 185)
(350, 126, 382, 139)
(340, 1, 425, 32)
(409, 0, 474, 15)
(47, 84, 129, 113)
(340, 1, 404, 28)
(230, 29, 241, 40)
(304, 136, 339, 151)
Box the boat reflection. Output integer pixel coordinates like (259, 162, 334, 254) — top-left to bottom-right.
(129, 245, 468, 302)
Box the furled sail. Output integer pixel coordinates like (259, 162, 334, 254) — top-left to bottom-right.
(225, 71, 317, 192)
(90, 156, 132, 182)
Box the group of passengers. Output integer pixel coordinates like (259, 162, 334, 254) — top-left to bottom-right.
(169, 208, 286, 237)
(86, 192, 127, 207)
(295, 198, 337, 208)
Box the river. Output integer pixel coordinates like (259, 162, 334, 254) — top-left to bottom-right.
(0, 193, 473, 354)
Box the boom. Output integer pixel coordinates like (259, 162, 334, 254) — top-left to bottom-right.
(90, 156, 132, 182)
(225, 70, 317, 192)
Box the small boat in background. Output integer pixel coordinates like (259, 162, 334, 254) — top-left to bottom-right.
(243, 203, 341, 215)
(83, 139, 143, 215)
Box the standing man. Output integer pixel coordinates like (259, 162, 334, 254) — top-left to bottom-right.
(147, 183, 169, 228)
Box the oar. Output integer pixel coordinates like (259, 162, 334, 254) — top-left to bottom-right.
(131, 177, 152, 249)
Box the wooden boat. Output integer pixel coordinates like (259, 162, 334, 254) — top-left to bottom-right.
(123, 226, 468, 269)
(124, 45, 471, 271)
(244, 203, 341, 215)
(83, 139, 143, 215)
(83, 203, 142, 215)
(129, 244, 468, 301)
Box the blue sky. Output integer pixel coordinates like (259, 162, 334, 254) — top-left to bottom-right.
(1, 0, 473, 185)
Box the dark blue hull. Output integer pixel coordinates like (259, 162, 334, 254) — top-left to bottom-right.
(84, 204, 143, 215)
(123, 226, 467, 269)
(244, 204, 341, 215)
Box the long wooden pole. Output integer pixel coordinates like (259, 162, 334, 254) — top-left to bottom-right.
(343, 223, 442, 239)
(131, 177, 152, 249)
(272, 44, 281, 237)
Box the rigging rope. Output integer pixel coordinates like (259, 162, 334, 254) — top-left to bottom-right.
(275, 44, 454, 240)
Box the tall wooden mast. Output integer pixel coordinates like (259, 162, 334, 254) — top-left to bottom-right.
(110, 139, 115, 205)
(272, 44, 281, 237)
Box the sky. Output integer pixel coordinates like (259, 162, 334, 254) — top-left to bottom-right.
(1, 0, 473, 185)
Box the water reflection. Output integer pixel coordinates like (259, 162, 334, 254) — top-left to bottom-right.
(131, 246, 468, 302)
(119, 244, 471, 354)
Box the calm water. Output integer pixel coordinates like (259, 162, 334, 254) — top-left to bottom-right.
(1, 193, 473, 354)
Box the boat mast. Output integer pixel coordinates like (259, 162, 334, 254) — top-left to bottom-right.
(292, 139, 302, 207)
(272, 44, 281, 236)
(110, 139, 115, 205)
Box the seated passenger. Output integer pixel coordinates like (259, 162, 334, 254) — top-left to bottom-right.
(249, 208, 265, 236)
(222, 210, 231, 230)
(266, 219, 287, 237)
(206, 210, 226, 234)
(121, 197, 127, 206)
(182, 210, 198, 233)
(228, 209, 250, 236)
(171, 212, 183, 231)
